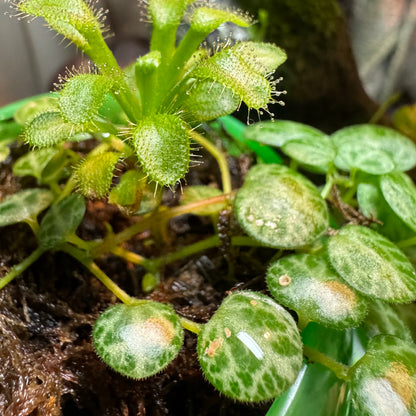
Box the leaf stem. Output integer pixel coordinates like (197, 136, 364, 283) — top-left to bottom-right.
(62, 244, 134, 305)
(189, 130, 232, 194)
(396, 236, 416, 249)
(179, 316, 203, 335)
(303, 345, 350, 381)
(0, 246, 45, 290)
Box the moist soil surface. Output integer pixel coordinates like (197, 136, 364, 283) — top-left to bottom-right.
(0, 143, 274, 415)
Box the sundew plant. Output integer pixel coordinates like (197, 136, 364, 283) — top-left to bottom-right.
(1, 0, 416, 413)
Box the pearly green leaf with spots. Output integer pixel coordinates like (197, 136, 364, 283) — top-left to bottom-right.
(350, 335, 416, 416)
(328, 225, 416, 303)
(267, 253, 367, 329)
(0, 189, 54, 227)
(331, 124, 416, 174)
(243, 120, 326, 148)
(93, 301, 184, 379)
(234, 164, 329, 248)
(13, 148, 58, 180)
(197, 291, 303, 402)
(380, 172, 416, 233)
(132, 114, 190, 186)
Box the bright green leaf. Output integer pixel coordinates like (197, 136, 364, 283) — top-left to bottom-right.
(93, 301, 184, 379)
(59, 74, 114, 125)
(14, 95, 59, 125)
(234, 164, 329, 248)
(197, 291, 303, 402)
(132, 114, 190, 186)
(328, 225, 416, 303)
(24, 111, 74, 147)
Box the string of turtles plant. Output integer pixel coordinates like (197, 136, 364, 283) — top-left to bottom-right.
(0, 0, 416, 413)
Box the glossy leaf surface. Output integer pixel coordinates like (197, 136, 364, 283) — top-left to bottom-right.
(197, 291, 303, 402)
(328, 225, 416, 302)
(267, 253, 367, 329)
(93, 302, 184, 379)
(234, 164, 329, 248)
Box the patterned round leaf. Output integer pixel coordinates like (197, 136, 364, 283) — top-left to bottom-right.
(132, 114, 190, 186)
(93, 302, 184, 379)
(234, 164, 329, 248)
(243, 120, 326, 147)
(281, 135, 336, 174)
(13, 148, 57, 180)
(197, 291, 303, 402)
(328, 225, 416, 302)
(361, 300, 413, 342)
(357, 182, 414, 242)
(380, 172, 416, 233)
(0, 189, 54, 226)
(38, 194, 85, 249)
(351, 335, 416, 416)
(331, 124, 416, 174)
(267, 253, 368, 329)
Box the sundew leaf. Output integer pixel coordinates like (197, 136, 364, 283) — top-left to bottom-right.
(18, 0, 102, 52)
(190, 7, 251, 34)
(180, 79, 240, 122)
(234, 164, 329, 249)
(38, 194, 85, 249)
(14, 95, 59, 125)
(267, 253, 368, 329)
(108, 170, 160, 215)
(361, 299, 413, 342)
(243, 120, 326, 148)
(13, 148, 57, 180)
(331, 124, 416, 174)
(59, 74, 114, 125)
(0, 189, 54, 226)
(93, 301, 184, 379)
(232, 42, 287, 76)
(380, 172, 416, 233)
(350, 335, 416, 416)
(148, 0, 193, 28)
(180, 186, 226, 216)
(197, 291, 303, 402)
(24, 111, 74, 147)
(132, 114, 190, 186)
(357, 181, 415, 242)
(281, 135, 336, 174)
(75, 151, 121, 198)
(191, 47, 272, 110)
(327, 225, 416, 303)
